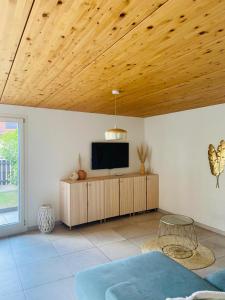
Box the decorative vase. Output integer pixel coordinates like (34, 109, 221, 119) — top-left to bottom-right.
(140, 162, 145, 175)
(38, 205, 55, 233)
(77, 169, 87, 180)
(137, 144, 148, 175)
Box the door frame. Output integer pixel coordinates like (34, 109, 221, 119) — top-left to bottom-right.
(0, 116, 27, 237)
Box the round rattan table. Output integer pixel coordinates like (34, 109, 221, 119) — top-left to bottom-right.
(158, 214, 198, 259)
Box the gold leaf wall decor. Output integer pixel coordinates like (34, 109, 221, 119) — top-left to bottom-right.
(208, 140, 225, 188)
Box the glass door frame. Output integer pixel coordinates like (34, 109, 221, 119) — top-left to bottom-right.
(0, 116, 27, 237)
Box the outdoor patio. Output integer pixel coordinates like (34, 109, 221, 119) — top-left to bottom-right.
(0, 184, 18, 225)
(0, 210, 18, 225)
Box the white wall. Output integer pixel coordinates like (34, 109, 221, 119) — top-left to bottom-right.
(145, 104, 225, 232)
(3, 101, 225, 231)
(0, 104, 144, 226)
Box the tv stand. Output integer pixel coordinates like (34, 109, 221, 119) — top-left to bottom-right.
(60, 172, 159, 228)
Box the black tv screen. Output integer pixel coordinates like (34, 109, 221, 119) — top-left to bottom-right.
(92, 142, 129, 170)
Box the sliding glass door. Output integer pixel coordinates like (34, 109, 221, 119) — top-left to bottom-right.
(0, 117, 26, 236)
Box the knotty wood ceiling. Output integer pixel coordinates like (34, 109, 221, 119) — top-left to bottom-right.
(1, 0, 225, 117)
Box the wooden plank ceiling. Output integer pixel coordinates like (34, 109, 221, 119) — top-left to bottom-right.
(1, 0, 225, 117)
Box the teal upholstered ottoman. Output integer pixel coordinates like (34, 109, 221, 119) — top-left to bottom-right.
(75, 251, 218, 300)
(206, 269, 225, 291)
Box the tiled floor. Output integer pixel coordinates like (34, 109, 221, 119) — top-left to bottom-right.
(0, 211, 225, 300)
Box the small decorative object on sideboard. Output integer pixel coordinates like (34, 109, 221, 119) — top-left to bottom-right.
(137, 144, 148, 175)
(77, 153, 87, 180)
(69, 171, 78, 181)
(38, 205, 55, 233)
(208, 140, 225, 188)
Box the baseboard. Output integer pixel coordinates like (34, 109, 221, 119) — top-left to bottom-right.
(158, 209, 225, 237)
(27, 211, 158, 231)
(28, 210, 225, 237)
(27, 220, 62, 232)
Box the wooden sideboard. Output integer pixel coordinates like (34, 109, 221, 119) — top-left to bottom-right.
(60, 173, 159, 228)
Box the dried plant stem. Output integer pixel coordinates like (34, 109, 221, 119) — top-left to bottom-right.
(137, 144, 148, 163)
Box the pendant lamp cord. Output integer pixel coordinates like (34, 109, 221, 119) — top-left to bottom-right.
(114, 94, 117, 128)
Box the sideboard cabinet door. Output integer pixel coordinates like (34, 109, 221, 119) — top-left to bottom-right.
(147, 175, 159, 210)
(134, 176, 147, 213)
(104, 179, 119, 219)
(88, 180, 105, 222)
(60, 182, 71, 227)
(119, 177, 134, 215)
(70, 182, 88, 226)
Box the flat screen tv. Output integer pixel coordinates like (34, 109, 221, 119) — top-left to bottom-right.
(92, 142, 129, 170)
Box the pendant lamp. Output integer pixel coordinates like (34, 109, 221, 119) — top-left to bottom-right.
(105, 90, 128, 140)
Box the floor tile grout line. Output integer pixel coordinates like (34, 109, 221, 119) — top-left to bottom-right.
(90, 238, 127, 248)
(97, 239, 141, 261)
(58, 245, 99, 258)
(22, 274, 75, 293)
(8, 235, 25, 293)
(52, 240, 96, 256)
(128, 237, 146, 249)
(50, 231, 96, 254)
(15, 253, 61, 268)
(16, 252, 73, 291)
(23, 274, 74, 292)
(1, 211, 225, 298)
(81, 231, 127, 247)
(74, 227, 129, 248)
(95, 245, 114, 262)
